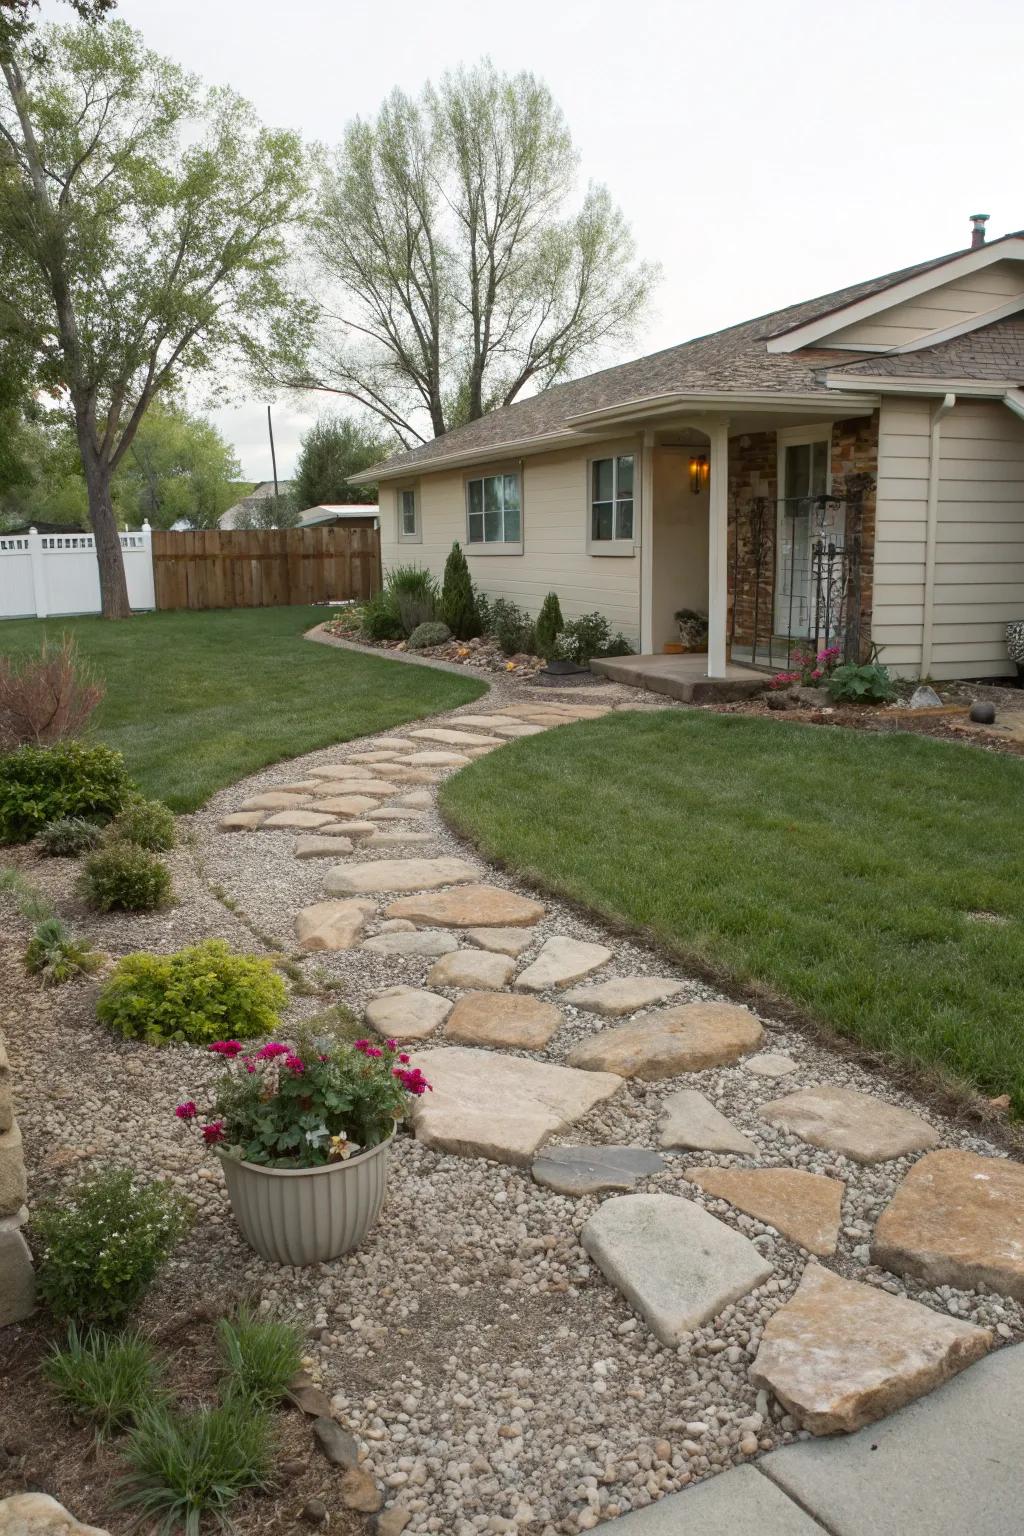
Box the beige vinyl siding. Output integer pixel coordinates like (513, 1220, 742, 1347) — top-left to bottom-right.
(379, 438, 642, 641)
(872, 397, 1024, 679)
(825, 261, 1024, 350)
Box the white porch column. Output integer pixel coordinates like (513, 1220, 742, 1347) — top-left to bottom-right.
(707, 419, 730, 677)
(639, 428, 655, 654)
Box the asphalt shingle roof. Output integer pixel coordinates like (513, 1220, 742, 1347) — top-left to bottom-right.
(827, 314, 1024, 382)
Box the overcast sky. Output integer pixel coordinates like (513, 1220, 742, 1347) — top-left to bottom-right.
(45, 0, 1023, 482)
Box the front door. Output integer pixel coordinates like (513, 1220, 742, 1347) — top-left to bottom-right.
(774, 435, 831, 637)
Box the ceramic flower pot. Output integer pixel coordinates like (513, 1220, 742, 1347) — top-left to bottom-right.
(219, 1131, 393, 1265)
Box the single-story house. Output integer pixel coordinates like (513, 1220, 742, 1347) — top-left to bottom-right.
(296, 503, 380, 530)
(219, 481, 295, 530)
(353, 216, 1024, 681)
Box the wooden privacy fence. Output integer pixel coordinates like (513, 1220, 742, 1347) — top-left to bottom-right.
(151, 526, 381, 611)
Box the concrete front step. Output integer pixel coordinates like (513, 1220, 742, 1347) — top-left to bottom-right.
(591, 653, 766, 704)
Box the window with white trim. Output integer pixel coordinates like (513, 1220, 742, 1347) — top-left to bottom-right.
(466, 472, 521, 545)
(396, 486, 420, 542)
(591, 454, 635, 542)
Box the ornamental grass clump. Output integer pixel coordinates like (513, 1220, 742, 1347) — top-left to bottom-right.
(175, 1034, 430, 1169)
(24, 916, 103, 987)
(97, 940, 286, 1046)
(45, 1325, 166, 1439)
(216, 1307, 304, 1409)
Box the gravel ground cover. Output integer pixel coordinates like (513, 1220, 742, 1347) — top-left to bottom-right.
(3, 673, 1023, 1536)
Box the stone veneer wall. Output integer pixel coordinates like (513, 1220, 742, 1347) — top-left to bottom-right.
(0, 1034, 34, 1325)
(727, 412, 879, 662)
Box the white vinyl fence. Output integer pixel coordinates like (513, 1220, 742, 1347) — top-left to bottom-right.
(0, 524, 155, 620)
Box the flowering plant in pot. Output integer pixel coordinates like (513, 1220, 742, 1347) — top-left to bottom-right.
(673, 609, 709, 651)
(176, 1034, 429, 1265)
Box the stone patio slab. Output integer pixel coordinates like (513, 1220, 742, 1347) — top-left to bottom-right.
(384, 884, 544, 928)
(445, 992, 562, 1050)
(295, 899, 376, 951)
(364, 987, 453, 1040)
(325, 857, 478, 895)
(658, 1090, 759, 1155)
(758, 1085, 940, 1163)
(410, 1047, 623, 1165)
(515, 936, 612, 990)
(582, 1193, 773, 1344)
(600, 1465, 822, 1535)
(569, 1002, 763, 1079)
(685, 1167, 844, 1256)
(532, 1144, 665, 1196)
(564, 976, 686, 1016)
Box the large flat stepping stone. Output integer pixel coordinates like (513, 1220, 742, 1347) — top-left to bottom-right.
(871, 1148, 1024, 1300)
(410, 1047, 623, 1165)
(325, 857, 478, 895)
(296, 898, 375, 951)
(685, 1167, 844, 1256)
(407, 750, 470, 767)
(364, 986, 452, 1040)
(384, 884, 544, 928)
(398, 790, 434, 808)
(659, 1090, 759, 1155)
(532, 1144, 665, 1196)
(219, 810, 265, 831)
(312, 795, 381, 816)
(445, 992, 561, 1049)
(426, 950, 516, 990)
(275, 779, 324, 792)
(364, 831, 435, 848)
(564, 976, 685, 1016)
(491, 721, 547, 737)
(745, 1052, 799, 1078)
(295, 834, 354, 858)
(323, 820, 376, 838)
(367, 807, 425, 821)
(582, 1193, 773, 1344)
(242, 791, 313, 810)
(568, 1002, 763, 1079)
(750, 1263, 990, 1435)
(263, 809, 337, 829)
(412, 727, 504, 747)
(450, 714, 522, 728)
(515, 936, 612, 991)
(759, 1085, 940, 1164)
(309, 764, 387, 780)
(465, 926, 536, 957)
(362, 930, 458, 958)
(314, 779, 396, 798)
(348, 750, 402, 763)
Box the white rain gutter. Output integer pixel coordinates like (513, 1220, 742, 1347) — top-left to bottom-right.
(921, 393, 956, 678)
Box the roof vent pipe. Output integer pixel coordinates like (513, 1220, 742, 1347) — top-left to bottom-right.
(969, 213, 989, 249)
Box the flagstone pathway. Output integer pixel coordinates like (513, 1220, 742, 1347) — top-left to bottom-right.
(204, 685, 1024, 1534)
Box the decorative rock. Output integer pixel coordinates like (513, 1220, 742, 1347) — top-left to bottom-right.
(294, 835, 354, 858)
(406, 750, 471, 766)
(750, 1263, 991, 1435)
(491, 721, 547, 737)
(300, 1499, 327, 1526)
(309, 763, 386, 779)
(275, 779, 323, 792)
(0, 1124, 27, 1217)
(384, 884, 544, 928)
(581, 1194, 773, 1345)
(744, 1052, 799, 1078)
(241, 791, 312, 810)
(410, 1047, 623, 1164)
(564, 976, 685, 1016)
(909, 685, 943, 709)
(288, 1376, 334, 1417)
(759, 1085, 940, 1163)
(365, 987, 453, 1040)
(871, 1148, 1024, 1300)
(341, 1468, 384, 1514)
(969, 700, 997, 725)
(0, 1219, 35, 1323)
(263, 809, 337, 829)
(447, 714, 521, 728)
(314, 779, 396, 797)
(568, 1002, 762, 1079)
(317, 820, 375, 837)
(464, 926, 536, 957)
(312, 796, 380, 817)
(532, 1145, 665, 1196)
(313, 1416, 359, 1468)
(376, 918, 416, 932)
(219, 810, 265, 831)
(295, 899, 375, 952)
(658, 1090, 759, 1154)
(411, 727, 504, 747)
(376, 1510, 412, 1536)
(362, 930, 459, 958)
(426, 950, 516, 991)
(685, 1167, 844, 1256)
(445, 992, 562, 1050)
(515, 936, 612, 991)
(0, 1494, 110, 1536)
(326, 857, 478, 895)
(348, 750, 401, 763)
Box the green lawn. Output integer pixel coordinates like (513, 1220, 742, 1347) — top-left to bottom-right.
(2, 608, 485, 809)
(440, 710, 1024, 1112)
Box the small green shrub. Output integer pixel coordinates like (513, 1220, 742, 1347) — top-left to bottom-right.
(24, 916, 103, 987)
(487, 598, 536, 657)
(97, 939, 287, 1046)
(80, 843, 172, 913)
(37, 816, 105, 857)
(217, 1307, 304, 1408)
(535, 592, 564, 660)
(440, 542, 482, 640)
(116, 1396, 275, 1535)
(110, 797, 176, 852)
(35, 1167, 190, 1327)
(0, 865, 54, 923)
(386, 564, 439, 637)
(407, 620, 451, 650)
(45, 1325, 165, 1439)
(828, 660, 898, 703)
(360, 587, 404, 641)
(0, 741, 131, 845)
(556, 611, 632, 665)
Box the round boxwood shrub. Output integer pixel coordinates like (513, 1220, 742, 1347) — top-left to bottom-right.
(37, 815, 105, 858)
(0, 741, 131, 845)
(110, 796, 176, 852)
(80, 843, 173, 913)
(407, 621, 452, 650)
(96, 938, 288, 1046)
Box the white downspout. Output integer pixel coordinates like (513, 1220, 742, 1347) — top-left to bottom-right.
(921, 392, 955, 679)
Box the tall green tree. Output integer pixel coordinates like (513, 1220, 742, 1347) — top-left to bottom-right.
(0, 19, 312, 616)
(293, 414, 392, 509)
(115, 401, 243, 530)
(307, 61, 656, 446)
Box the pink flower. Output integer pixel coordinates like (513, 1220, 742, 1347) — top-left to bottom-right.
(175, 1101, 197, 1121)
(364, 1045, 382, 1059)
(255, 1042, 290, 1060)
(394, 1066, 431, 1096)
(353, 1039, 371, 1054)
(201, 1121, 226, 1144)
(398, 1052, 410, 1064)
(208, 1040, 244, 1057)
(385, 1039, 398, 1050)
(284, 1053, 305, 1075)
(243, 1058, 256, 1074)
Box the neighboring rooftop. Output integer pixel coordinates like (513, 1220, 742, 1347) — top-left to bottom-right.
(219, 480, 294, 529)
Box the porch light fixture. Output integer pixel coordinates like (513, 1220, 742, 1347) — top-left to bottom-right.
(688, 454, 709, 495)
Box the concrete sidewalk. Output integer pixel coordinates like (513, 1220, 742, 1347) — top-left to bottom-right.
(603, 1343, 1023, 1535)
